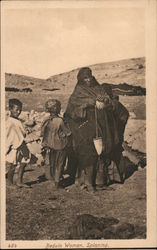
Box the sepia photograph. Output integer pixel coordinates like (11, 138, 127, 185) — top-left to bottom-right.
(1, 0, 157, 248)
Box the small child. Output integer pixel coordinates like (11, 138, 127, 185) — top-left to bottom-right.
(6, 98, 31, 188)
(41, 99, 71, 188)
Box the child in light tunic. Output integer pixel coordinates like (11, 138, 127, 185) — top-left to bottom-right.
(6, 99, 31, 188)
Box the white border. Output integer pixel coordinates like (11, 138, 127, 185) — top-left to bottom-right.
(1, 0, 157, 248)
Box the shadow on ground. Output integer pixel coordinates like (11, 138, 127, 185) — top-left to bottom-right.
(66, 214, 146, 239)
(25, 155, 142, 188)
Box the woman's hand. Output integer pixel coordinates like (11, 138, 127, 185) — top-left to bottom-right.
(96, 100, 105, 110)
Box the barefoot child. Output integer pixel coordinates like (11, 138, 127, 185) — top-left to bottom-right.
(41, 99, 71, 188)
(6, 99, 31, 188)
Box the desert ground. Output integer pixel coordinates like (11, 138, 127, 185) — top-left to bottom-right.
(5, 57, 146, 240)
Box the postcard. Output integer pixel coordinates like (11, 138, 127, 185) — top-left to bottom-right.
(1, 0, 157, 249)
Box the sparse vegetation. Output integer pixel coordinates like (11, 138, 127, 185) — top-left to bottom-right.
(42, 88, 60, 91)
(5, 87, 32, 92)
(138, 64, 144, 69)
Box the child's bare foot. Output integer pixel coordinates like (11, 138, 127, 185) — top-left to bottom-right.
(16, 183, 30, 188)
(7, 183, 17, 189)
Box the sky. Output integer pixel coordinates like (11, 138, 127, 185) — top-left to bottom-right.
(2, 3, 145, 78)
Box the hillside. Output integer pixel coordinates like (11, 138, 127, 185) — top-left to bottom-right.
(5, 73, 47, 89)
(5, 57, 145, 92)
(47, 57, 145, 90)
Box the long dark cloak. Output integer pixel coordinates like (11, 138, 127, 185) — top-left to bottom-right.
(64, 81, 119, 167)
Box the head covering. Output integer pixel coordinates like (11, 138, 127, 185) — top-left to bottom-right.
(77, 67, 92, 82)
(77, 67, 100, 88)
(9, 98, 22, 109)
(45, 99, 61, 113)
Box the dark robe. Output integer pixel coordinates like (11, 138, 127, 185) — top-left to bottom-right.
(111, 99, 129, 168)
(112, 99, 129, 145)
(64, 80, 119, 169)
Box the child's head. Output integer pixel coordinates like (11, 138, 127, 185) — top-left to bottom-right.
(45, 99, 61, 115)
(9, 98, 22, 118)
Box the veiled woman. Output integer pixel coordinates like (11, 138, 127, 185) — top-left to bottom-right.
(64, 67, 121, 192)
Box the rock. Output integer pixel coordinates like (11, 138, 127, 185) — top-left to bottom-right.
(24, 119, 36, 127)
(85, 228, 103, 239)
(112, 222, 135, 239)
(122, 150, 139, 165)
(19, 111, 29, 118)
(100, 216, 119, 227)
(35, 112, 49, 123)
(124, 119, 146, 153)
(30, 110, 35, 116)
(102, 227, 116, 239)
(66, 214, 119, 239)
(129, 111, 136, 119)
(134, 225, 146, 238)
(102, 222, 135, 239)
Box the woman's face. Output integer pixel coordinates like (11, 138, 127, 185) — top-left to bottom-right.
(83, 76, 93, 86)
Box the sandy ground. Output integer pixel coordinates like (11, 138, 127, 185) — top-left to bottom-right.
(5, 101, 146, 240)
(6, 158, 146, 240)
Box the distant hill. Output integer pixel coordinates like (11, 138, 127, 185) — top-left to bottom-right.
(6, 57, 145, 87)
(5, 57, 146, 112)
(5, 73, 47, 89)
(5, 57, 146, 106)
(46, 57, 145, 92)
